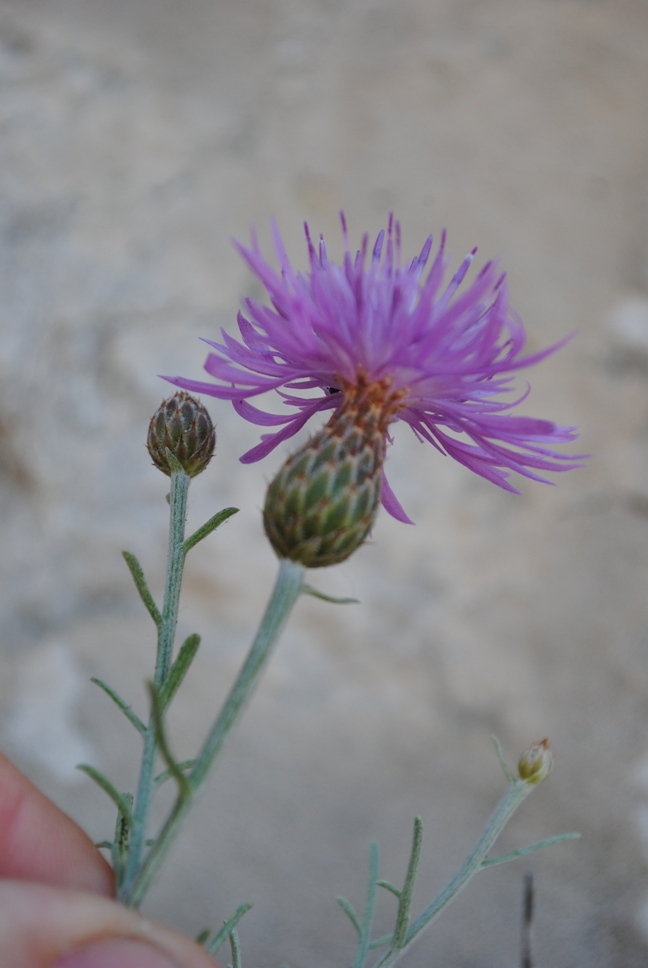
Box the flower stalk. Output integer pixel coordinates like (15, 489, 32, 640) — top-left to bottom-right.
(337, 739, 578, 968)
(121, 556, 305, 909)
(157, 462, 191, 685)
(120, 461, 191, 901)
(375, 774, 539, 968)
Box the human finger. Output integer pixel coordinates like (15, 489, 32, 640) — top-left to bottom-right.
(0, 753, 114, 896)
(0, 880, 217, 968)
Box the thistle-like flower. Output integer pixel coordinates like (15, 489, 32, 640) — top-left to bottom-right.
(166, 215, 582, 539)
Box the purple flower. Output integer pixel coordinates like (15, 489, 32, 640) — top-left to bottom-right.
(166, 215, 582, 522)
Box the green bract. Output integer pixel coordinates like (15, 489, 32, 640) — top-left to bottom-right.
(263, 383, 387, 567)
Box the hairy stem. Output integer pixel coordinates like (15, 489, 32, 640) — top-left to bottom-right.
(120, 467, 190, 902)
(123, 557, 305, 908)
(373, 778, 534, 968)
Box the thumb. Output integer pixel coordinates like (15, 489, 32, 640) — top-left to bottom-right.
(0, 881, 218, 968)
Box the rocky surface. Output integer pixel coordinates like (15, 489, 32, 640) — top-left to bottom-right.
(0, 0, 647, 964)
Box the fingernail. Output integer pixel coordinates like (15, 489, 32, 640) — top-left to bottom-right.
(55, 936, 183, 968)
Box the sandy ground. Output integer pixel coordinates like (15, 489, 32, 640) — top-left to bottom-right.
(0, 0, 647, 965)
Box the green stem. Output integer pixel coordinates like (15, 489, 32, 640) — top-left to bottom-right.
(157, 468, 191, 685)
(119, 468, 191, 902)
(373, 779, 534, 968)
(122, 557, 305, 909)
(353, 842, 380, 968)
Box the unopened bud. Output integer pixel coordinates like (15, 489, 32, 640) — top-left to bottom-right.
(518, 738, 553, 785)
(147, 392, 216, 477)
(263, 392, 386, 568)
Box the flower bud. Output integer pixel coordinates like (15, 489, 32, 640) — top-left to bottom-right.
(518, 738, 554, 785)
(263, 388, 387, 568)
(147, 392, 216, 477)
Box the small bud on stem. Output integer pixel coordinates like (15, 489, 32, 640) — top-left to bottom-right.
(147, 393, 216, 478)
(518, 738, 554, 785)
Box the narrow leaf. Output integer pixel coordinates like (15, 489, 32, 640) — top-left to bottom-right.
(481, 832, 581, 869)
(303, 584, 358, 605)
(112, 791, 133, 887)
(76, 764, 134, 827)
(158, 634, 201, 711)
(165, 450, 185, 474)
(208, 903, 253, 955)
(122, 551, 162, 626)
(336, 896, 361, 936)
(154, 760, 196, 787)
(376, 880, 401, 899)
(367, 935, 394, 951)
(90, 678, 146, 735)
(391, 817, 423, 950)
(115, 792, 133, 848)
(229, 928, 242, 968)
(94, 841, 113, 850)
(195, 928, 211, 947)
(148, 683, 191, 799)
(183, 507, 239, 553)
(491, 735, 516, 784)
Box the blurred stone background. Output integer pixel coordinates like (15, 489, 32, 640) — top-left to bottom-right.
(0, 0, 646, 964)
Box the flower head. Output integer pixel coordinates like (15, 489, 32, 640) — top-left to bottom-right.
(166, 215, 582, 522)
